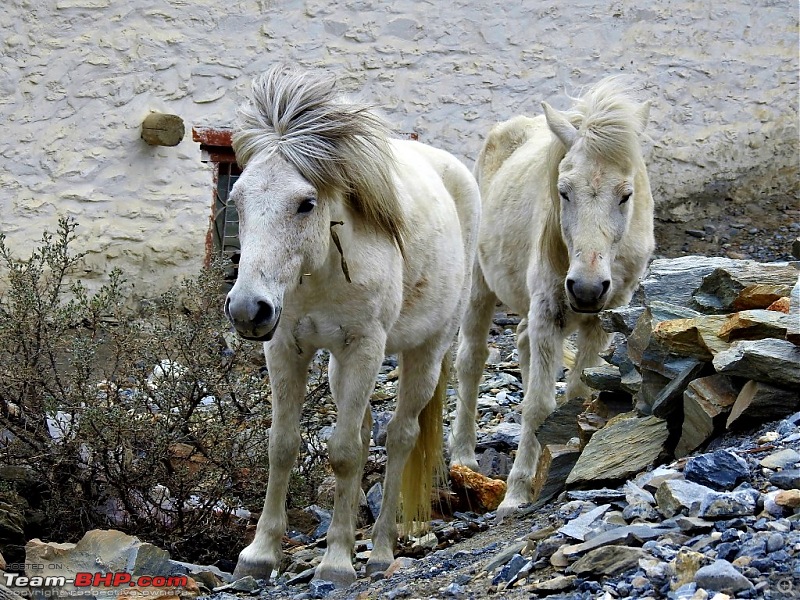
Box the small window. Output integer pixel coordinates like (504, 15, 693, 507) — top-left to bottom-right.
(192, 127, 240, 285)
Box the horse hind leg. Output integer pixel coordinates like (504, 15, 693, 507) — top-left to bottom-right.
(566, 317, 612, 402)
(497, 308, 563, 518)
(368, 344, 448, 577)
(451, 261, 496, 470)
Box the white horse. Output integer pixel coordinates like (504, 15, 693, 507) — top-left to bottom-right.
(450, 77, 655, 516)
(224, 65, 480, 586)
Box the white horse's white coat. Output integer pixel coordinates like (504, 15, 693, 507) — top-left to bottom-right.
(225, 66, 480, 585)
(451, 77, 655, 516)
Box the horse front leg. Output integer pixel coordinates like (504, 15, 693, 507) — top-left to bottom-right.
(234, 340, 312, 579)
(451, 261, 496, 470)
(566, 316, 612, 401)
(315, 336, 385, 587)
(497, 300, 563, 518)
(368, 340, 448, 576)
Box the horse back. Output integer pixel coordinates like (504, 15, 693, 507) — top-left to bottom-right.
(474, 115, 543, 191)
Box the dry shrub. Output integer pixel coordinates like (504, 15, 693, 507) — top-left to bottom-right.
(0, 218, 331, 564)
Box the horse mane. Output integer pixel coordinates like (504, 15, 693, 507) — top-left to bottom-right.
(232, 65, 405, 252)
(541, 76, 648, 276)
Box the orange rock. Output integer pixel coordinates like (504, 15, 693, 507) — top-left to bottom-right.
(774, 489, 800, 509)
(449, 464, 506, 511)
(767, 297, 790, 313)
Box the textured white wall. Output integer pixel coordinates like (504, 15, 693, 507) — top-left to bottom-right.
(0, 0, 797, 297)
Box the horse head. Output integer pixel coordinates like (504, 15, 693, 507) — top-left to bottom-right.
(224, 153, 332, 341)
(542, 84, 650, 314)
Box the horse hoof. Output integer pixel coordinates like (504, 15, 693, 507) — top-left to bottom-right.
(314, 565, 357, 588)
(233, 557, 274, 581)
(365, 559, 392, 578)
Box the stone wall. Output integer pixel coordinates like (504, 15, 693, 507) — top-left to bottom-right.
(0, 0, 797, 297)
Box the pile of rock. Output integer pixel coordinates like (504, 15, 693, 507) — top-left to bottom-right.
(531, 256, 799, 499)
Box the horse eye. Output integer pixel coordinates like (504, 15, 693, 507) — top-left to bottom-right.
(297, 198, 317, 214)
(559, 191, 570, 202)
(619, 193, 632, 205)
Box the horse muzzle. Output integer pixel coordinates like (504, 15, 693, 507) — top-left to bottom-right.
(225, 293, 282, 342)
(565, 277, 611, 314)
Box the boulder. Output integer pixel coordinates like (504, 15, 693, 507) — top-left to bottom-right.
(566, 413, 669, 486)
(713, 338, 800, 387)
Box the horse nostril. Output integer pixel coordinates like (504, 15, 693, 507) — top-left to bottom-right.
(566, 279, 576, 295)
(600, 280, 611, 297)
(224, 295, 232, 319)
(254, 300, 274, 325)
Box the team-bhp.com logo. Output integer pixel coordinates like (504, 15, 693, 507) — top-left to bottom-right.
(3, 572, 189, 589)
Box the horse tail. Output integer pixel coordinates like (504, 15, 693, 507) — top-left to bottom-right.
(563, 338, 577, 370)
(400, 354, 449, 535)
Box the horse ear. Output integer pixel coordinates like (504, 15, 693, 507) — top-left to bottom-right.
(636, 100, 651, 133)
(542, 101, 577, 148)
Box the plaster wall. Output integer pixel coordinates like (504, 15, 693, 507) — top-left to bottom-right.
(0, 0, 797, 296)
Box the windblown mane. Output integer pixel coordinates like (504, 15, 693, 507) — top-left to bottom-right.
(233, 65, 405, 252)
(542, 76, 648, 275)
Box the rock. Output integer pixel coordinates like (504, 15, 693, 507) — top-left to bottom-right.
(650, 359, 710, 419)
(726, 380, 800, 430)
(535, 395, 585, 447)
(482, 541, 527, 574)
(531, 444, 581, 507)
(788, 274, 800, 345)
(769, 469, 800, 490)
(651, 315, 731, 360)
(628, 304, 702, 367)
(304, 505, 332, 539)
(774, 489, 800, 509)
(566, 413, 669, 486)
(384, 557, 418, 578)
(576, 412, 608, 447)
(366, 482, 383, 521)
(693, 559, 755, 594)
(692, 261, 797, 312)
(671, 548, 708, 590)
(528, 575, 576, 595)
(713, 338, 800, 387)
(637, 466, 683, 492)
(581, 364, 623, 393)
(656, 479, 713, 518)
(716, 309, 791, 342)
(561, 524, 675, 558)
(683, 450, 750, 491)
(676, 375, 740, 457)
(600, 306, 646, 336)
(309, 579, 335, 598)
(759, 448, 800, 470)
(698, 488, 759, 518)
(24, 530, 174, 599)
(372, 411, 393, 446)
(483, 422, 521, 449)
(767, 296, 790, 312)
(558, 504, 611, 541)
(567, 545, 651, 577)
(477, 447, 512, 478)
(490, 553, 527, 585)
(637, 257, 750, 310)
(448, 464, 506, 512)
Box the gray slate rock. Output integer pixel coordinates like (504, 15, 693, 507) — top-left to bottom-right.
(683, 450, 750, 491)
(713, 338, 800, 387)
(769, 468, 800, 490)
(693, 559, 755, 594)
(655, 479, 713, 518)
